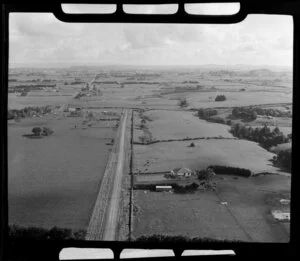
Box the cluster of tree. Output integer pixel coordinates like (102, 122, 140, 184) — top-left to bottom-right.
(178, 98, 189, 108)
(206, 117, 231, 125)
(182, 80, 199, 84)
(207, 165, 252, 177)
(273, 149, 291, 172)
(215, 95, 227, 101)
(197, 109, 233, 126)
(8, 225, 85, 240)
(197, 108, 218, 119)
(32, 127, 54, 136)
(232, 106, 292, 119)
(230, 123, 290, 148)
(123, 81, 160, 85)
(8, 106, 52, 120)
(70, 81, 85, 85)
(26, 72, 47, 77)
(136, 234, 242, 243)
(232, 107, 258, 120)
(10, 84, 56, 92)
(12, 79, 53, 83)
(196, 168, 216, 189)
(173, 182, 199, 193)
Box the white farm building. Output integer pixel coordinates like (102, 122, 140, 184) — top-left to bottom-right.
(156, 185, 172, 192)
(170, 167, 193, 177)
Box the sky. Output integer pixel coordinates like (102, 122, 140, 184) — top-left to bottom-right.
(9, 4, 293, 68)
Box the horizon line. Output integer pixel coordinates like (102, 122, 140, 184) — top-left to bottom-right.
(9, 63, 293, 70)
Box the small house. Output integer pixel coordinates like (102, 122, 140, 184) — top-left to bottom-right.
(156, 185, 172, 192)
(170, 167, 193, 177)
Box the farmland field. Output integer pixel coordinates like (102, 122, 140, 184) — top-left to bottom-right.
(133, 139, 287, 175)
(8, 94, 74, 109)
(133, 174, 290, 242)
(7, 12, 295, 245)
(183, 91, 292, 109)
(135, 110, 234, 141)
(8, 117, 115, 230)
(8, 66, 292, 242)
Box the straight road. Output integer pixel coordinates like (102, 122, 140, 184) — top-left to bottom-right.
(103, 109, 128, 240)
(86, 109, 128, 241)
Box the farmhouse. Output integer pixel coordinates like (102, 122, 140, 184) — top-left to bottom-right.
(170, 167, 193, 177)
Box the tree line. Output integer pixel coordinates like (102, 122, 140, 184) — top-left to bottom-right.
(230, 123, 290, 149)
(8, 105, 53, 120)
(232, 106, 292, 119)
(8, 225, 85, 240)
(197, 108, 232, 125)
(273, 149, 291, 171)
(136, 234, 242, 243)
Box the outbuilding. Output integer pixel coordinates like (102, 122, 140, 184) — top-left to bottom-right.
(156, 185, 172, 192)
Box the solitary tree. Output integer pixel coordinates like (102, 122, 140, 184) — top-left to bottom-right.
(32, 127, 42, 136)
(178, 98, 189, 108)
(215, 95, 227, 102)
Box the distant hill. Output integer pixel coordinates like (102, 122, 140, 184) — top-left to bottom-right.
(208, 70, 238, 77)
(246, 69, 274, 77)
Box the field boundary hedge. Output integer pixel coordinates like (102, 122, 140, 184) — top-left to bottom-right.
(135, 234, 243, 243)
(207, 165, 252, 177)
(134, 136, 237, 145)
(8, 225, 85, 240)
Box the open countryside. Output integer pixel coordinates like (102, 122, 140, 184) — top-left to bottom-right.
(8, 65, 291, 242)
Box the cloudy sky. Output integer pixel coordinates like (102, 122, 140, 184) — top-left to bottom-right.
(9, 4, 293, 68)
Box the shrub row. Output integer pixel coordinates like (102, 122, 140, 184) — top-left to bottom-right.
(207, 165, 252, 177)
(134, 136, 237, 145)
(206, 117, 232, 126)
(8, 225, 86, 240)
(136, 234, 242, 243)
(8, 105, 53, 119)
(232, 106, 292, 119)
